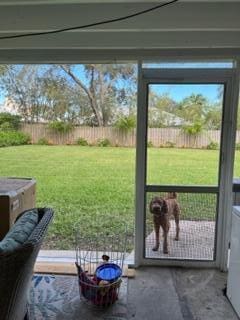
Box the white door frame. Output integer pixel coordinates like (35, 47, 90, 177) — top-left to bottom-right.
(135, 64, 240, 270)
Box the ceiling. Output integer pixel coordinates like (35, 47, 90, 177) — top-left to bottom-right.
(0, 0, 239, 62)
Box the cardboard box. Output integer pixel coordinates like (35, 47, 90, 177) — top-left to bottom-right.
(0, 177, 36, 240)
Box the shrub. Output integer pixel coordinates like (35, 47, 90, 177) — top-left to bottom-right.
(48, 121, 73, 133)
(236, 143, 240, 150)
(0, 131, 30, 147)
(165, 141, 175, 148)
(97, 138, 111, 147)
(182, 122, 203, 136)
(114, 115, 136, 132)
(147, 141, 154, 148)
(37, 137, 49, 145)
(0, 122, 14, 131)
(76, 137, 88, 146)
(206, 141, 219, 150)
(0, 113, 21, 130)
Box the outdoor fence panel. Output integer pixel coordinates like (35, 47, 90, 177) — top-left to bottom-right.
(21, 124, 238, 148)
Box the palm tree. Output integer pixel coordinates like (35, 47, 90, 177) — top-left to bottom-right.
(177, 93, 208, 123)
(178, 94, 208, 147)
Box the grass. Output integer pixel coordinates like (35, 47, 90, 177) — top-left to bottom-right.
(1, 145, 240, 250)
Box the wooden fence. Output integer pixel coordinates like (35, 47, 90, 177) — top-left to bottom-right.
(21, 123, 238, 148)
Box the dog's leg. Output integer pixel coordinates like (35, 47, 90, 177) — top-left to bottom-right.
(163, 223, 170, 254)
(174, 211, 180, 241)
(152, 220, 160, 251)
(163, 230, 169, 254)
(175, 217, 180, 241)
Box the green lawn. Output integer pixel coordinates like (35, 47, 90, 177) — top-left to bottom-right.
(1, 145, 240, 249)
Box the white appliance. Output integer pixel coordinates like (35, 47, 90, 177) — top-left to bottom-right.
(227, 206, 240, 317)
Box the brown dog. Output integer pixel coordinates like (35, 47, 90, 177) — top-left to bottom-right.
(149, 192, 180, 254)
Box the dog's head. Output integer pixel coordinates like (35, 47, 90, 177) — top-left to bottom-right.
(149, 196, 168, 216)
(167, 192, 177, 199)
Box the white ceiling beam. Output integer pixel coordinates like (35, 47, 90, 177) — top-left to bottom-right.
(0, 31, 239, 49)
(0, 3, 239, 32)
(0, 48, 238, 64)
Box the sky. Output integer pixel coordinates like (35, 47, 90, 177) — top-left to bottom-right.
(150, 84, 223, 104)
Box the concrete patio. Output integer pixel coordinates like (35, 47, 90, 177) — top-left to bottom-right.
(127, 267, 238, 320)
(145, 220, 215, 260)
(36, 251, 238, 319)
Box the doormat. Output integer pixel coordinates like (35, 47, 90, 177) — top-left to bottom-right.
(28, 274, 128, 320)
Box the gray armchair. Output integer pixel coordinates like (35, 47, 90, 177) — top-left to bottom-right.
(0, 207, 53, 320)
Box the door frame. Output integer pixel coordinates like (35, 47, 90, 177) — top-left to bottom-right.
(135, 64, 240, 270)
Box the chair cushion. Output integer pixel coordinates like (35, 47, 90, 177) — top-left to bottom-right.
(0, 209, 39, 253)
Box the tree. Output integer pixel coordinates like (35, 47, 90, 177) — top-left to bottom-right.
(59, 64, 136, 126)
(176, 94, 210, 147)
(0, 65, 88, 123)
(39, 74, 88, 123)
(0, 112, 21, 130)
(176, 93, 209, 123)
(0, 65, 7, 76)
(114, 114, 136, 132)
(148, 92, 178, 127)
(204, 105, 222, 130)
(182, 121, 204, 147)
(0, 65, 48, 122)
(152, 92, 177, 114)
(0, 64, 137, 126)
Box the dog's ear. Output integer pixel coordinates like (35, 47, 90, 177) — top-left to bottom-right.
(162, 199, 168, 214)
(149, 199, 154, 213)
(172, 192, 177, 199)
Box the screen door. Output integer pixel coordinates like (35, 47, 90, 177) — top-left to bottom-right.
(135, 66, 239, 268)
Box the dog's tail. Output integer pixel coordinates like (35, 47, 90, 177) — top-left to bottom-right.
(168, 192, 177, 199)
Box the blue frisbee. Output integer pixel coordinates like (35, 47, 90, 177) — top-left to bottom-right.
(96, 263, 122, 282)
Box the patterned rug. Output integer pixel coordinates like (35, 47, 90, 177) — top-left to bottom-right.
(28, 274, 128, 320)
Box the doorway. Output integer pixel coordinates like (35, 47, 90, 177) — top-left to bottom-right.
(135, 64, 239, 269)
